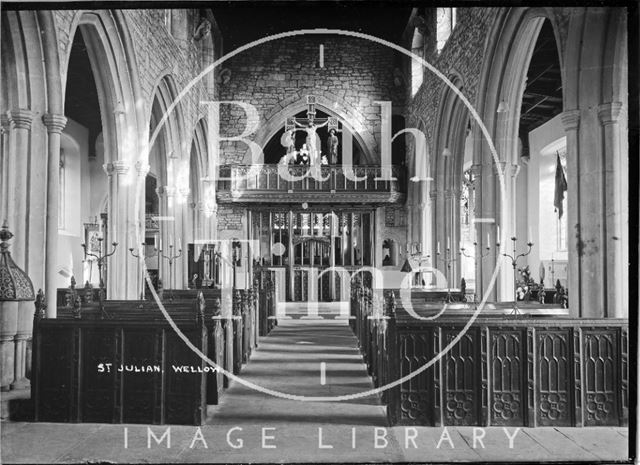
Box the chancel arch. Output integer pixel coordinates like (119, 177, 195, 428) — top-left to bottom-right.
(244, 95, 378, 165)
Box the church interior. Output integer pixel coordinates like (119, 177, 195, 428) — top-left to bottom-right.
(0, 3, 634, 463)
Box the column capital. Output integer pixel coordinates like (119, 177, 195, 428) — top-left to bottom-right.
(8, 109, 34, 130)
(597, 102, 623, 125)
(111, 160, 131, 175)
(103, 163, 115, 176)
(0, 114, 10, 133)
(42, 113, 67, 133)
(134, 160, 150, 176)
(561, 110, 581, 131)
(492, 161, 507, 176)
(156, 186, 176, 197)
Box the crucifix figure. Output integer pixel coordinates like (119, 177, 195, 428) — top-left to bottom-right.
(295, 119, 329, 162)
(284, 96, 340, 164)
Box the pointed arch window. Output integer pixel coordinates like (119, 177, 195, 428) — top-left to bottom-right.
(411, 28, 424, 97)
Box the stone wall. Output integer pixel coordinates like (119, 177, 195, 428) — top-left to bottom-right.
(408, 7, 498, 144)
(217, 36, 404, 164)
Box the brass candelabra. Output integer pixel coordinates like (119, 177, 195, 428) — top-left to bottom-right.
(498, 236, 534, 315)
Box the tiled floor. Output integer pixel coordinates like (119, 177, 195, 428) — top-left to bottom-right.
(1, 319, 631, 463)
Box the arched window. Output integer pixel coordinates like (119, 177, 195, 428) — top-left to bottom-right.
(436, 8, 457, 53)
(411, 28, 424, 97)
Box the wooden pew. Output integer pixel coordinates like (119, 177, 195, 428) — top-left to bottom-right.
(32, 293, 209, 425)
(350, 287, 629, 428)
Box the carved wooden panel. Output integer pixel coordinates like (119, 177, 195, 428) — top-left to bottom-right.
(620, 327, 628, 425)
(442, 328, 479, 426)
(164, 329, 206, 425)
(398, 331, 433, 425)
(582, 329, 618, 426)
(121, 329, 162, 424)
(536, 330, 571, 426)
(80, 328, 117, 423)
(490, 330, 524, 425)
(36, 327, 74, 422)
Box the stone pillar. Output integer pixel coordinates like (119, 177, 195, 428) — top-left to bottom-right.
(478, 158, 497, 302)
(493, 160, 511, 302)
(103, 160, 132, 299)
(42, 113, 67, 317)
(134, 161, 150, 299)
(469, 163, 483, 297)
(0, 301, 17, 391)
(598, 102, 625, 318)
(155, 186, 178, 289)
(561, 110, 581, 318)
(7, 109, 34, 269)
(0, 115, 10, 223)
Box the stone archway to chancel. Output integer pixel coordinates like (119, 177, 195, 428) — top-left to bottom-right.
(242, 94, 379, 166)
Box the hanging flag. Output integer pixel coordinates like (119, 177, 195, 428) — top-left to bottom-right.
(553, 152, 567, 218)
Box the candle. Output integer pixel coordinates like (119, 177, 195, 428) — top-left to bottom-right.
(170, 234, 173, 248)
(528, 227, 533, 242)
(497, 225, 501, 240)
(437, 242, 440, 254)
(447, 237, 450, 250)
(178, 237, 182, 250)
(487, 233, 490, 246)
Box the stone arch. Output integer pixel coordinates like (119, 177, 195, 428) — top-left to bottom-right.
(1, 10, 66, 323)
(431, 72, 469, 285)
(243, 93, 378, 164)
(60, 11, 146, 299)
(148, 73, 189, 290)
(64, 11, 145, 166)
(472, 8, 566, 302)
(474, 7, 627, 318)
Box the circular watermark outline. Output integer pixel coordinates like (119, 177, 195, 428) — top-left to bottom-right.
(134, 28, 507, 402)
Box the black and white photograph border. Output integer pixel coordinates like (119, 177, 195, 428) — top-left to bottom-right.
(0, 0, 637, 464)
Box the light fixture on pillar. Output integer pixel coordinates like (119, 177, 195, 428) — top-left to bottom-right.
(497, 99, 509, 114)
(442, 147, 452, 157)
